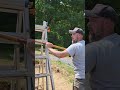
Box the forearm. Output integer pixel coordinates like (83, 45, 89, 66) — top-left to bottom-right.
(48, 48, 62, 58)
(48, 48, 69, 58)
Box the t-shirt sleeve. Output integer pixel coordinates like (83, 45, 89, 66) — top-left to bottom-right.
(66, 44, 76, 57)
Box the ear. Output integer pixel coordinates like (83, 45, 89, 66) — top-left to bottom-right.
(77, 33, 82, 38)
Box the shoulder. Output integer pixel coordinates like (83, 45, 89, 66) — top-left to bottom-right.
(86, 41, 98, 48)
(86, 41, 100, 54)
(73, 40, 85, 47)
(67, 43, 82, 50)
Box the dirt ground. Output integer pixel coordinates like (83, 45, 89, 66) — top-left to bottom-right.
(52, 71, 72, 90)
(35, 66, 73, 90)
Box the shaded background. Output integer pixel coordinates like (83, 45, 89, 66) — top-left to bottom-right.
(85, 0, 120, 44)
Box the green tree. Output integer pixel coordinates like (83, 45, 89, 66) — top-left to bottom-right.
(35, 0, 85, 47)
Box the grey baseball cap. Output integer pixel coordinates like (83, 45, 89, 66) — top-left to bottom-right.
(85, 4, 118, 23)
(69, 27, 84, 35)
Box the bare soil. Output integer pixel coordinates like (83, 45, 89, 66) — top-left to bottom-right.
(35, 66, 73, 90)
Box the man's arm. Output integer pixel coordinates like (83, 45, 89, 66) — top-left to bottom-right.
(46, 42, 69, 58)
(48, 48, 69, 58)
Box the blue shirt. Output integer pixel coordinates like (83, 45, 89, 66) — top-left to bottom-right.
(66, 40, 85, 79)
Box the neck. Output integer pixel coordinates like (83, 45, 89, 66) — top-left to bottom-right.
(78, 37, 83, 41)
(73, 39, 82, 43)
(103, 28, 114, 38)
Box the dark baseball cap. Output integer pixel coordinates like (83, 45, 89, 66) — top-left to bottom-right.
(85, 4, 118, 23)
(69, 27, 84, 35)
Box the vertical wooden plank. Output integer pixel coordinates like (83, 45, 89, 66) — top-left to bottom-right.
(0, 0, 33, 90)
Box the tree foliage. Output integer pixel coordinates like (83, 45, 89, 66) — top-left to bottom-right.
(35, 0, 85, 47)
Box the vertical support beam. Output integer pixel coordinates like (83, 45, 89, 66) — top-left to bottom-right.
(14, 5, 23, 90)
(45, 27, 55, 90)
(0, 0, 33, 90)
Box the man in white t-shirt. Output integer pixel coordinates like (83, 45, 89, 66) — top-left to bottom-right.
(46, 27, 85, 90)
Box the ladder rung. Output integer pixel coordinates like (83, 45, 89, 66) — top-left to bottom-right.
(0, 39, 19, 44)
(0, 70, 31, 77)
(35, 65, 42, 68)
(0, 32, 25, 44)
(35, 55, 47, 59)
(35, 39, 46, 45)
(35, 25, 46, 32)
(35, 29, 45, 32)
(0, 0, 26, 10)
(35, 73, 50, 78)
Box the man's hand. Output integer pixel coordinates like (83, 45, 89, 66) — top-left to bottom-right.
(45, 42, 69, 58)
(46, 42, 54, 48)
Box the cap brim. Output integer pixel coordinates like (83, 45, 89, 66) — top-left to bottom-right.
(85, 10, 99, 18)
(69, 30, 76, 34)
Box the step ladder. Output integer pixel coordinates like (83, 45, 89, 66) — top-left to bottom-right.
(35, 21, 55, 90)
(0, 0, 34, 90)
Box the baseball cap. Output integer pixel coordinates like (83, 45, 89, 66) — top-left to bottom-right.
(85, 4, 118, 23)
(69, 27, 84, 35)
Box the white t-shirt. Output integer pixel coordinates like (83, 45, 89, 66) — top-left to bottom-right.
(66, 40, 85, 79)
